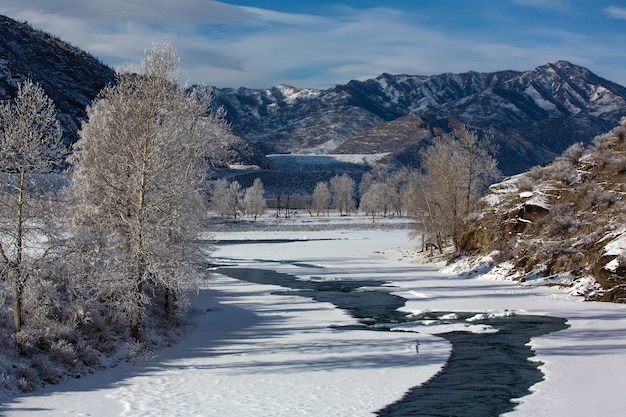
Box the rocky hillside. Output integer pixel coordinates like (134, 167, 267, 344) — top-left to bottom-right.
(330, 113, 465, 166)
(457, 119, 626, 302)
(211, 62, 626, 175)
(205, 125, 274, 170)
(0, 15, 116, 146)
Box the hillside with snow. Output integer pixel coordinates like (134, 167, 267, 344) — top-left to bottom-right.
(455, 118, 626, 302)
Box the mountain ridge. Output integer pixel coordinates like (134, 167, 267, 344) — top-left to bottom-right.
(210, 60, 626, 175)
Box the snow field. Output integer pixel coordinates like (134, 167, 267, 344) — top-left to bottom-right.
(3, 224, 626, 416)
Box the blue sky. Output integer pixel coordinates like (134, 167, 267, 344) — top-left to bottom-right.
(2, 1, 626, 89)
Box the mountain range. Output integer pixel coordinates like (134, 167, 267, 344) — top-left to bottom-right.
(210, 62, 626, 175)
(1, 14, 626, 176)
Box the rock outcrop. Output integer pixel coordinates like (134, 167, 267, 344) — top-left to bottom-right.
(457, 119, 626, 302)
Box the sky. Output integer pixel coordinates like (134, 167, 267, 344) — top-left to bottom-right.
(2, 1, 626, 89)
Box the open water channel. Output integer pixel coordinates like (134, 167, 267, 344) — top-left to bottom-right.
(214, 266, 567, 417)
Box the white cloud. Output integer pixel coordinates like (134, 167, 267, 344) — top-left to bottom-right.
(1, 1, 625, 88)
(512, 0, 569, 11)
(1, 0, 254, 23)
(605, 6, 626, 20)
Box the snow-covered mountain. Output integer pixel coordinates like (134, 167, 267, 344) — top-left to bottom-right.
(210, 62, 626, 175)
(2, 13, 625, 176)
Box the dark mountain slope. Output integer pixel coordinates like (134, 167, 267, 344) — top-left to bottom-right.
(331, 113, 463, 167)
(0, 15, 116, 146)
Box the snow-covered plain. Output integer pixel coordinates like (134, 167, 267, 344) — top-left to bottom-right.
(2, 216, 626, 416)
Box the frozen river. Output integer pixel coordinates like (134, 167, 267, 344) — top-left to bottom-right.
(3, 225, 626, 416)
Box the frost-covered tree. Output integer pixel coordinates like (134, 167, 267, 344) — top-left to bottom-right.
(67, 43, 214, 340)
(360, 166, 410, 216)
(359, 166, 389, 197)
(387, 168, 409, 216)
(313, 181, 330, 216)
(358, 172, 375, 198)
(226, 180, 243, 219)
(211, 178, 230, 217)
(0, 79, 63, 333)
(330, 174, 356, 216)
(359, 181, 387, 221)
(244, 178, 266, 220)
(418, 126, 500, 249)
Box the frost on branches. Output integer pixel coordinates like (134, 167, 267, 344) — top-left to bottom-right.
(67, 43, 219, 341)
(0, 79, 64, 334)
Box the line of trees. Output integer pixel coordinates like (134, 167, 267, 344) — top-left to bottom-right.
(211, 177, 267, 220)
(209, 126, 500, 254)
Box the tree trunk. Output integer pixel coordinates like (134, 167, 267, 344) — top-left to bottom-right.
(13, 279, 23, 333)
(13, 170, 26, 333)
(164, 286, 170, 318)
(131, 274, 142, 341)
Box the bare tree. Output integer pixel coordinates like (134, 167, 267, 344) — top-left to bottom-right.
(455, 126, 500, 216)
(330, 174, 356, 216)
(404, 170, 443, 254)
(0, 79, 63, 333)
(211, 178, 230, 217)
(226, 180, 243, 219)
(359, 181, 387, 221)
(244, 178, 266, 220)
(313, 181, 330, 216)
(67, 43, 214, 340)
(418, 126, 500, 249)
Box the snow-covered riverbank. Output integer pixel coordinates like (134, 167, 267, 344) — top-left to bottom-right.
(3, 218, 626, 416)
